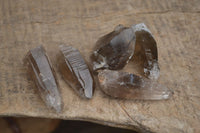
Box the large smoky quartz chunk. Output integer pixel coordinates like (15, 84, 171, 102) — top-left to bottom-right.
(59, 45, 94, 99)
(92, 24, 136, 71)
(25, 46, 62, 112)
(98, 70, 172, 100)
(132, 23, 160, 80)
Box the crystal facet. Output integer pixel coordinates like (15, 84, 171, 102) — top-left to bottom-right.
(132, 23, 160, 80)
(98, 70, 172, 100)
(92, 24, 136, 71)
(59, 45, 93, 99)
(26, 46, 62, 112)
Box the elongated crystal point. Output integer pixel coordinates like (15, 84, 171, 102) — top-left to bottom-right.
(132, 23, 160, 80)
(26, 46, 62, 112)
(59, 45, 93, 99)
(92, 24, 136, 71)
(98, 70, 172, 100)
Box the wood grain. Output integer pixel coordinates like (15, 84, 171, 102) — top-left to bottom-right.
(0, 0, 200, 132)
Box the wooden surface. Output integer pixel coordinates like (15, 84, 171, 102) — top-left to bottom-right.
(0, 0, 200, 132)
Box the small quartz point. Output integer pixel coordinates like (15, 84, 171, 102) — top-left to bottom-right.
(92, 24, 136, 71)
(98, 70, 172, 100)
(26, 46, 62, 112)
(132, 23, 160, 80)
(59, 45, 93, 99)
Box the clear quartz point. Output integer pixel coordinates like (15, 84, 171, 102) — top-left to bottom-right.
(98, 70, 172, 100)
(132, 23, 160, 80)
(59, 45, 93, 99)
(26, 46, 62, 112)
(92, 24, 136, 71)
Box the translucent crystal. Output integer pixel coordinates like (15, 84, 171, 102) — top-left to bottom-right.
(59, 45, 93, 99)
(26, 46, 62, 112)
(132, 23, 160, 80)
(98, 70, 172, 100)
(92, 24, 136, 70)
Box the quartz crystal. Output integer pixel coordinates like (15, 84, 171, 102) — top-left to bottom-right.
(132, 23, 160, 80)
(26, 46, 62, 112)
(92, 24, 136, 70)
(98, 70, 172, 100)
(59, 45, 93, 99)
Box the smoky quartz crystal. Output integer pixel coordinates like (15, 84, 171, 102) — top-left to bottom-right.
(92, 23, 160, 80)
(26, 46, 62, 112)
(92, 24, 136, 71)
(132, 23, 160, 80)
(59, 45, 94, 99)
(98, 70, 172, 100)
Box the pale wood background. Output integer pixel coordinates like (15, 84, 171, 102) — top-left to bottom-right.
(0, 0, 200, 132)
